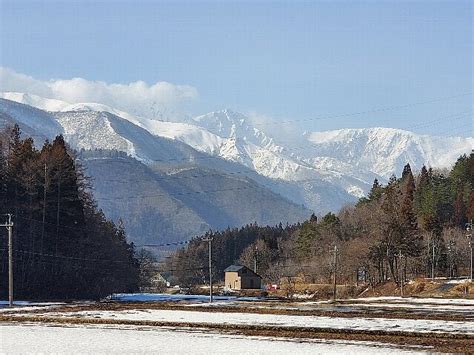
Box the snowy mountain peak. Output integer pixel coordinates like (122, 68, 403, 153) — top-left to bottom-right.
(1, 93, 472, 214)
(0, 92, 72, 112)
(308, 127, 473, 178)
(193, 109, 250, 137)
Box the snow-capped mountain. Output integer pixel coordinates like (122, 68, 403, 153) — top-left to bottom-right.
(1, 92, 472, 213)
(0, 97, 311, 245)
(307, 128, 473, 179)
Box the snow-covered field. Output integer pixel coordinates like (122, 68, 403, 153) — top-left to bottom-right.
(0, 301, 65, 313)
(345, 296, 474, 306)
(43, 308, 473, 335)
(333, 302, 473, 313)
(2, 295, 473, 353)
(105, 293, 474, 315)
(0, 324, 427, 354)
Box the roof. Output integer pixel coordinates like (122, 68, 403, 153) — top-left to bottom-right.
(224, 265, 245, 272)
(224, 265, 262, 278)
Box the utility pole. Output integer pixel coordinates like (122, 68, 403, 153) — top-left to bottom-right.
(447, 240, 454, 279)
(254, 245, 258, 274)
(203, 237, 213, 303)
(466, 221, 473, 281)
(398, 250, 404, 297)
(431, 231, 436, 280)
(41, 163, 47, 252)
(0, 214, 14, 307)
(332, 245, 338, 301)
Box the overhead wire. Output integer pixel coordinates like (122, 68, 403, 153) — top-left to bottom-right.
(233, 91, 473, 126)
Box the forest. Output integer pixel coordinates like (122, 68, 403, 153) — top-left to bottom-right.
(165, 152, 474, 288)
(0, 125, 139, 300)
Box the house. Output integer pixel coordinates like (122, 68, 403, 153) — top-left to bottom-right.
(224, 265, 262, 290)
(140, 264, 177, 292)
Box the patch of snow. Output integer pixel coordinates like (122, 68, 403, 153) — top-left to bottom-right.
(0, 324, 426, 354)
(46, 309, 474, 335)
(0, 92, 72, 112)
(348, 296, 474, 306)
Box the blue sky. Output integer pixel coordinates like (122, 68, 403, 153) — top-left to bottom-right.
(0, 0, 472, 136)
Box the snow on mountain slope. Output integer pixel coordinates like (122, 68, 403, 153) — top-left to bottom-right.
(53, 110, 214, 169)
(192, 110, 317, 180)
(0, 92, 143, 127)
(190, 110, 378, 201)
(136, 119, 226, 156)
(0, 92, 71, 112)
(308, 128, 474, 179)
(55, 111, 136, 156)
(0, 98, 63, 138)
(1, 93, 472, 213)
(0, 99, 310, 244)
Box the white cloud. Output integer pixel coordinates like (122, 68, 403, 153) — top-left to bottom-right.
(0, 67, 198, 120)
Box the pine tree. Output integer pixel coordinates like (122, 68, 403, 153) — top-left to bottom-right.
(400, 165, 421, 257)
(401, 163, 413, 180)
(0, 127, 139, 300)
(368, 179, 384, 201)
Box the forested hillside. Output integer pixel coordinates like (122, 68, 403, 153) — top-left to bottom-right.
(81, 149, 309, 247)
(166, 152, 474, 287)
(0, 125, 139, 300)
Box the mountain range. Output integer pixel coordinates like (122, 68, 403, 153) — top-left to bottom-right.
(0, 91, 472, 246)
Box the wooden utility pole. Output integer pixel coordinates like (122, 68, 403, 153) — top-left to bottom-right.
(398, 250, 404, 297)
(467, 220, 473, 281)
(254, 245, 258, 274)
(41, 163, 47, 252)
(431, 231, 436, 280)
(1, 214, 14, 307)
(332, 245, 338, 301)
(203, 237, 213, 303)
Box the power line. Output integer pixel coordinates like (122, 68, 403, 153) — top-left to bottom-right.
(137, 240, 190, 248)
(249, 92, 473, 127)
(0, 248, 135, 264)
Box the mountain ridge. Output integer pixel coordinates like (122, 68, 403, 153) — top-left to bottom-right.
(1, 92, 472, 212)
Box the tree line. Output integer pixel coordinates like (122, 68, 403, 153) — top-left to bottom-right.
(165, 153, 473, 288)
(0, 125, 139, 300)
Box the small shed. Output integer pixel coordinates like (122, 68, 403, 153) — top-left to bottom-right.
(224, 265, 262, 290)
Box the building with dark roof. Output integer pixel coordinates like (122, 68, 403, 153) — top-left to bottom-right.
(224, 264, 262, 290)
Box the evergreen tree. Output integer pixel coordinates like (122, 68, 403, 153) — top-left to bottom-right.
(367, 179, 384, 201)
(0, 126, 139, 300)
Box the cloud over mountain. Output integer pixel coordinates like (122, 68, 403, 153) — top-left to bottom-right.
(0, 67, 198, 119)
